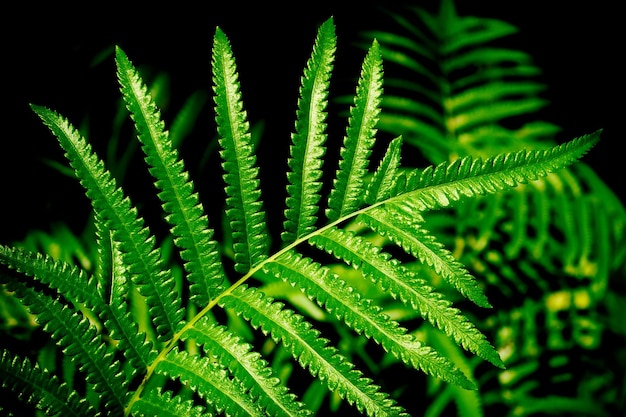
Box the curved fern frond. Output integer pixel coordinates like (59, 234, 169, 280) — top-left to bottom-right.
(157, 347, 266, 416)
(116, 46, 226, 306)
(212, 27, 270, 274)
(283, 17, 336, 243)
(0, 350, 95, 417)
(326, 39, 384, 221)
(265, 250, 477, 389)
(357, 206, 489, 307)
(1, 10, 607, 417)
(221, 285, 410, 417)
(309, 227, 502, 367)
(30, 104, 184, 342)
(181, 316, 310, 417)
(390, 131, 600, 212)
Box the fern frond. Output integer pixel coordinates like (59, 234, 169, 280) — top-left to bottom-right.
(212, 27, 270, 273)
(283, 17, 336, 243)
(157, 348, 266, 416)
(309, 227, 502, 368)
(221, 285, 411, 417)
(391, 131, 600, 212)
(182, 316, 310, 417)
(2, 277, 128, 413)
(265, 250, 477, 389)
(326, 39, 384, 221)
(357, 206, 490, 308)
(116, 46, 226, 306)
(0, 350, 95, 417)
(30, 104, 184, 342)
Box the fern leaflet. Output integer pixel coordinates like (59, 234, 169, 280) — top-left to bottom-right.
(212, 27, 270, 274)
(357, 206, 490, 307)
(283, 17, 336, 243)
(327, 39, 383, 221)
(181, 317, 309, 417)
(116, 46, 226, 306)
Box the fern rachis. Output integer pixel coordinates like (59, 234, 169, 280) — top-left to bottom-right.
(0, 15, 600, 417)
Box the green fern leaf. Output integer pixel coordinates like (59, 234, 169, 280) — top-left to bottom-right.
(116, 46, 226, 305)
(0, 245, 100, 310)
(391, 130, 600, 211)
(326, 39, 384, 221)
(0, 350, 95, 417)
(157, 348, 266, 416)
(212, 27, 270, 273)
(283, 17, 336, 243)
(182, 316, 310, 417)
(1, 10, 609, 417)
(265, 250, 478, 388)
(357, 206, 491, 308)
(221, 284, 411, 416)
(309, 227, 502, 368)
(30, 104, 185, 342)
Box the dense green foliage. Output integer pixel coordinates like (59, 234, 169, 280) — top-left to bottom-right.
(1, 2, 623, 416)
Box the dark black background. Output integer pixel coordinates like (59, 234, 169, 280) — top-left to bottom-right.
(2, 1, 623, 244)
